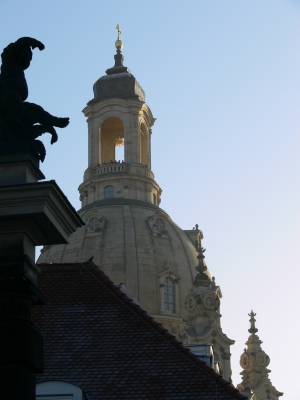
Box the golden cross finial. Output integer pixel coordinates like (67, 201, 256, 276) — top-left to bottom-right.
(116, 24, 121, 40)
(115, 24, 123, 51)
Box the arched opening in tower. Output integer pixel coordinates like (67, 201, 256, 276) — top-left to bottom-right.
(115, 140, 124, 162)
(140, 123, 149, 167)
(100, 117, 124, 163)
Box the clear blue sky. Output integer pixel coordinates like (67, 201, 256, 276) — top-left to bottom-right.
(1, 0, 299, 397)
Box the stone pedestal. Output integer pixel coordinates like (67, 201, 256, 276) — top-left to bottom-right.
(0, 147, 83, 400)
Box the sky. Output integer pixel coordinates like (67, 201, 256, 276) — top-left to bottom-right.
(1, 0, 299, 397)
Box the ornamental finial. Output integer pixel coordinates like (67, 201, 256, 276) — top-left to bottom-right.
(115, 24, 123, 51)
(248, 310, 258, 334)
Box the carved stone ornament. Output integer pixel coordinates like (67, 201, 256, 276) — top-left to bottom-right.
(241, 354, 249, 368)
(256, 353, 265, 366)
(186, 296, 196, 311)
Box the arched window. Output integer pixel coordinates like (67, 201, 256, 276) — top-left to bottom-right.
(104, 185, 114, 199)
(157, 269, 180, 315)
(164, 277, 175, 311)
(100, 117, 124, 164)
(155, 218, 165, 232)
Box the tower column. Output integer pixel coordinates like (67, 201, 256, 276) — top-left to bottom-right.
(123, 116, 132, 163)
(130, 113, 140, 164)
(87, 118, 94, 168)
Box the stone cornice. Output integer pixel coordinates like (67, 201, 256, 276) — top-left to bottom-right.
(0, 181, 83, 244)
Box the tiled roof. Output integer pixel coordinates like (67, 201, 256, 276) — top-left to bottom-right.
(32, 263, 245, 400)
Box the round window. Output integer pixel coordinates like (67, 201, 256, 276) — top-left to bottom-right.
(89, 217, 101, 232)
(256, 353, 265, 365)
(203, 293, 215, 309)
(155, 218, 165, 232)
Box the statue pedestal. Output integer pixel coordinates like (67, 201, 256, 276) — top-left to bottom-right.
(0, 149, 82, 400)
(0, 142, 45, 185)
(0, 159, 44, 185)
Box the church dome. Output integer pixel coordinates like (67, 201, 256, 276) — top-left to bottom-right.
(37, 27, 234, 382)
(38, 26, 210, 323)
(38, 198, 205, 317)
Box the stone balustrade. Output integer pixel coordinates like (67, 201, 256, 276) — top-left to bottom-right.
(96, 162, 127, 175)
(96, 162, 154, 179)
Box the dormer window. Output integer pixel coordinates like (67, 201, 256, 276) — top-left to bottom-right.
(84, 212, 106, 237)
(155, 218, 164, 232)
(88, 217, 101, 232)
(36, 381, 88, 400)
(104, 185, 114, 198)
(147, 214, 168, 238)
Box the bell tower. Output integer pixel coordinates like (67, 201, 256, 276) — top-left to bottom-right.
(79, 26, 161, 208)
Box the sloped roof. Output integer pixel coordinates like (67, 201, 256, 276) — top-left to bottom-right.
(32, 263, 245, 400)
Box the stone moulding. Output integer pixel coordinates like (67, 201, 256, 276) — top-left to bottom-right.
(0, 180, 83, 244)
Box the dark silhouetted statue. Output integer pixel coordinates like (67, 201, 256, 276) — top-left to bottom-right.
(0, 37, 69, 161)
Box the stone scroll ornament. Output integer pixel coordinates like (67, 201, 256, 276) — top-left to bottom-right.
(0, 37, 69, 161)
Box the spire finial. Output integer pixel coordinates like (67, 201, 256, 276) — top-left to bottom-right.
(193, 231, 212, 286)
(115, 24, 123, 51)
(248, 310, 258, 334)
(116, 24, 121, 40)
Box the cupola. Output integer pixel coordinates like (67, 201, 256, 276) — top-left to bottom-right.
(91, 25, 145, 103)
(79, 25, 161, 208)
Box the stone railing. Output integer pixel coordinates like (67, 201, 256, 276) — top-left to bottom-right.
(96, 162, 154, 179)
(144, 169, 154, 179)
(96, 163, 127, 175)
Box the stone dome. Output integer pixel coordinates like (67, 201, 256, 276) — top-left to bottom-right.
(38, 198, 206, 317)
(92, 72, 146, 103)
